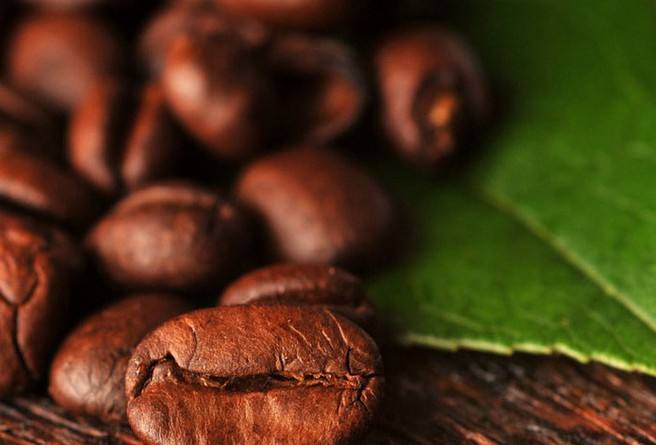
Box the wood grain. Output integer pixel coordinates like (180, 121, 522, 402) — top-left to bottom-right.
(368, 348, 656, 444)
(1, 348, 655, 444)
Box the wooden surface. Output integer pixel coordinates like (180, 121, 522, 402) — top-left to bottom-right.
(1, 348, 655, 444)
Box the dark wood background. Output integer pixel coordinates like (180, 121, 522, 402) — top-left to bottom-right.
(2, 347, 655, 445)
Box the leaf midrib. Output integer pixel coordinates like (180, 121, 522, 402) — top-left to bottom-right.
(470, 1, 656, 338)
(474, 184, 656, 337)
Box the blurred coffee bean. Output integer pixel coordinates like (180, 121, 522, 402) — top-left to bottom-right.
(268, 35, 366, 146)
(162, 30, 272, 160)
(7, 12, 123, 111)
(237, 146, 394, 268)
(125, 305, 383, 445)
(0, 145, 99, 227)
(0, 82, 58, 157)
(374, 28, 488, 167)
(214, 0, 358, 30)
(0, 212, 82, 398)
(87, 181, 253, 293)
(49, 293, 191, 422)
(220, 263, 374, 325)
(139, 2, 267, 76)
(69, 80, 181, 196)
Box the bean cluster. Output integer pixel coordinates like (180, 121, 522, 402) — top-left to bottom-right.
(0, 1, 487, 444)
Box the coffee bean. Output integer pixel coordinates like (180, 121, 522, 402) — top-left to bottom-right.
(0, 212, 82, 397)
(0, 82, 57, 157)
(139, 2, 267, 76)
(162, 30, 273, 160)
(237, 146, 394, 268)
(7, 12, 123, 111)
(0, 145, 99, 227)
(219, 263, 374, 325)
(69, 80, 181, 195)
(125, 305, 383, 445)
(374, 28, 488, 167)
(268, 35, 366, 145)
(214, 0, 357, 30)
(49, 293, 192, 422)
(87, 181, 253, 292)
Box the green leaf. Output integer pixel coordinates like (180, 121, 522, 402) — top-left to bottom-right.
(368, 0, 656, 374)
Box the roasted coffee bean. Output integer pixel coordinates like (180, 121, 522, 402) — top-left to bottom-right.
(7, 12, 123, 111)
(139, 2, 267, 76)
(87, 181, 253, 292)
(162, 30, 272, 160)
(125, 305, 383, 445)
(220, 263, 373, 325)
(69, 80, 181, 195)
(49, 293, 191, 422)
(214, 0, 357, 30)
(0, 212, 82, 397)
(237, 146, 394, 268)
(0, 145, 98, 227)
(268, 35, 365, 145)
(374, 28, 488, 167)
(0, 82, 57, 157)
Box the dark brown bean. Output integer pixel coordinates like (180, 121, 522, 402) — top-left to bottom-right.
(214, 0, 357, 30)
(268, 35, 366, 146)
(162, 30, 273, 160)
(0, 82, 59, 156)
(49, 293, 192, 422)
(7, 12, 123, 111)
(219, 263, 374, 325)
(139, 2, 268, 76)
(0, 82, 57, 157)
(237, 146, 394, 268)
(0, 144, 99, 227)
(374, 28, 488, 167)
(0, 212, 82, 397)
(125, 305, 383, 445)
(87, 181, 253, 292)
(69, 80, 181, 195)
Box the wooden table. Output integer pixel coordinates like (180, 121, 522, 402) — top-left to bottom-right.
(1, 347, 654, 444)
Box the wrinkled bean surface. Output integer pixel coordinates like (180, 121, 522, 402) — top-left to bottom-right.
(49, 293, 191, 422)
(126, 305, 383, 445)
(0, 212, 81, 397)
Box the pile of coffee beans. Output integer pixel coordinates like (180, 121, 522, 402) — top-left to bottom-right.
(0, 1, 487, 444)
